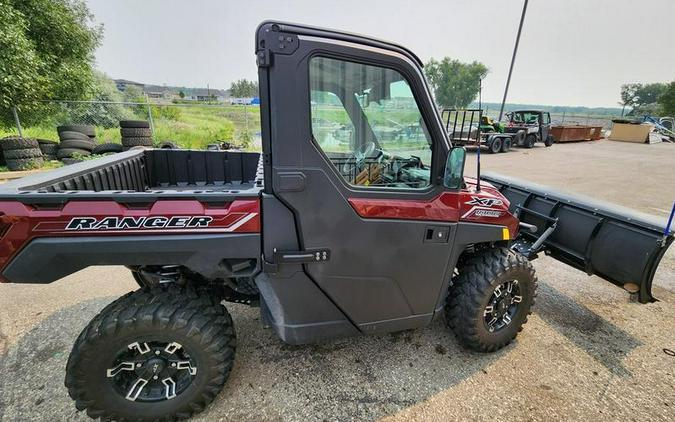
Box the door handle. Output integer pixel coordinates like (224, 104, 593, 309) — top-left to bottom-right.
(262, 248, 330, 273)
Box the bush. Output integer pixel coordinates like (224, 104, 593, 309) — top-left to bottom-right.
(151, 105, 181, 121)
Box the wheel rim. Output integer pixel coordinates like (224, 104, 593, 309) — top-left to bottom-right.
(483, 280, 523, 333)
(107, 340, 197, 402)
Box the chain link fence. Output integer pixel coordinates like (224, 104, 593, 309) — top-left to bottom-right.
(481, 108, 619, 130)
(3, 101, 262, 151)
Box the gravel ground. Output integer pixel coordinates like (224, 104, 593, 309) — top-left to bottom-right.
(1, 140, 674, 421)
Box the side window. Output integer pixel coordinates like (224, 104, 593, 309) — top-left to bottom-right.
(543, 113, 551, 124)
(309, 57, 433, 189)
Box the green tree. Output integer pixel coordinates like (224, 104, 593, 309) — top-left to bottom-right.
(623, 82, 668, 115)
(0, 0, 102, 127)
(67, 72, 131, 127)
(658, 81, 675, 116)
(178, 90, 186, 99)
(619, 83, 639, 116)
(229, 79, 259, 98)
(424, 58, 488, 109)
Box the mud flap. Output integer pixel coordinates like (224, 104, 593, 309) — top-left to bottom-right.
(483, 172, 673, 303)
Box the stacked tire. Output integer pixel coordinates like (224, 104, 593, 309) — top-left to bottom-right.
(120, 120, 153, 149)
(37, 139, 59, 161)
(0, 137, 44, 171)
(57, 125, 96, 163)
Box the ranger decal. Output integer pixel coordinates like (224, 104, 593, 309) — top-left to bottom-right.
(65, 216, 213, 230)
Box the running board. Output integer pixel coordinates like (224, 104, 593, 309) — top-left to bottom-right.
(483, 172, 673, 303)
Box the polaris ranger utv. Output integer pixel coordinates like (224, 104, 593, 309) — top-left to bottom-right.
(505, 109, 555, 148)
(0, 22, 672, 421)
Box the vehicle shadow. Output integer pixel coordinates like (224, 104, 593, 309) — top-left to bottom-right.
(533, 283, 641, 377)
(0, 297, 504, 422)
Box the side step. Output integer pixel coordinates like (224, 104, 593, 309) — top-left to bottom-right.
(483, 172, 673, 303)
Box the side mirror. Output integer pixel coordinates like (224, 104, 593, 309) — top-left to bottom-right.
(443, 147, 466, 189)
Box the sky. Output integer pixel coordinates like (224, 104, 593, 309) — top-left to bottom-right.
(86, 0, 675, 108)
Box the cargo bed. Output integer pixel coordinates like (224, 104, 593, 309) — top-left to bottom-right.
(0, 149, 264, 202)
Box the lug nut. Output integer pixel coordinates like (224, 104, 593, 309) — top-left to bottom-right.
(153, 375, 158, 380)
(136, 363, 141, 367)
(155, 351, 160, 355)
(171, 363, 176, 367)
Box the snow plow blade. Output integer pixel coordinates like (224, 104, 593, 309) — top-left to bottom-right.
(483, 172, 673, 303)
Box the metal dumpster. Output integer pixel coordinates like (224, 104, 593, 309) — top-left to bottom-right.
(551, 125, 602, 142)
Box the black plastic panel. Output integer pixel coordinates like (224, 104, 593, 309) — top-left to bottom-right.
(146, 150, 260, 188)
(3, 234, 260, 283)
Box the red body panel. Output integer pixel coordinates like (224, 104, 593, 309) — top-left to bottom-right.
(348, 180, 519, 236)
(0, 199, 260, 280)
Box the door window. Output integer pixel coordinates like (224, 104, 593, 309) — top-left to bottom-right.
(309, 57, 433, 189)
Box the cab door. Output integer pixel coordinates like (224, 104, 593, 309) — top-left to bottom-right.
(541, 112, 551, 140)
(257, 23, 459, 333)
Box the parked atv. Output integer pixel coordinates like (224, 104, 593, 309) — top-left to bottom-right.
(505, 110, 555, 148)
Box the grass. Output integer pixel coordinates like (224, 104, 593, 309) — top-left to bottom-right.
(0, 104, 262, 151)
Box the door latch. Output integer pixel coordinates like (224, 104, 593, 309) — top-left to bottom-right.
(424, 226, 449, 243)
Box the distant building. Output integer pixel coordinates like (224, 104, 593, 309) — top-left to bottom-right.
(113, 79, 230, 102)
(114, 79, 145, 92)
(185, 88, 230, 102)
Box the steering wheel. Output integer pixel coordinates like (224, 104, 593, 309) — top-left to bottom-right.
(342, 141, 376, 173)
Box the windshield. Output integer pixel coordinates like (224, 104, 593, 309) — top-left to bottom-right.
(510, 112, 539, 124)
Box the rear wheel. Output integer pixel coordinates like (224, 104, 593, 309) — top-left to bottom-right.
(446, 247, 537, 352)
(501, 138, 511, 152)
(545, 135, 554, 147)
(524, 134, 536, 148)
(65, 285, 235, 421)
(488, 137, 502, 154)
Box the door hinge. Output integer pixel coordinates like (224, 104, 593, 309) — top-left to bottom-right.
(256, 29, 299, 68)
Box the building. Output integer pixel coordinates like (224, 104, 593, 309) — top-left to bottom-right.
(114, 79, 145, 92)
(113, 79, 230, 102)
(185, 88, 230, 102)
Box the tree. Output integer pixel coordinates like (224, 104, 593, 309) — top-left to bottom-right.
(619, 83, 639, 116)
(66, 72, 131, 127)
(229, 79, 259, 98)
(178, 90, 185, 99)
(658, 81, 675, 116)
(0, 0, 102, 127)
(424, 58, 489, 109)
(621, 82, 668, 116)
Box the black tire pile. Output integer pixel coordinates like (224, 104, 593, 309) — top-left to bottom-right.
(56, 125, 125, 165)
(120, 120, 153, 149)
(0, 137, 44, 171)
(38, 139, 59, 161)
(57, 125, 97, 163)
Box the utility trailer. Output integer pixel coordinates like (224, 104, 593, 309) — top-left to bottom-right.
(442, 108, 523, 153)
(0, 21, 672, 421)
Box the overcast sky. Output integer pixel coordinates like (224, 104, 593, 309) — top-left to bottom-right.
(87, 0, 674, 108)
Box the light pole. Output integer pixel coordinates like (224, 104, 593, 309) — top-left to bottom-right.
(498, 0, 529, 121)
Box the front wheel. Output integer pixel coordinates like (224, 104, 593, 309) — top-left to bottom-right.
(446, 247, 537, 352)
(65, 285, 235, 421)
